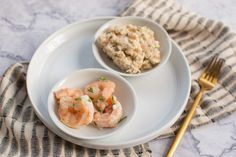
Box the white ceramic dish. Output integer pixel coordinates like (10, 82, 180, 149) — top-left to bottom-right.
(93, 16, 172, 77)
(26, 17, 191, 149)
(48, 68, 137, 140)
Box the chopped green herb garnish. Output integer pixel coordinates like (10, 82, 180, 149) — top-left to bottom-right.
(88, 87, 93, 93)
(111, 95, 115, 105)
(72, 103, 79, 107)
(75, 97, 81, 101)
(99, 96, 104, 101)
(97, 108, 102, 112)
(88, 99, 92, 102)
(9, 98, 14, 102)
(98, 76, 107, 81)
(118, 116, 127, 124)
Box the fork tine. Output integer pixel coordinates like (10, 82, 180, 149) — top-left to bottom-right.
(208, 58, 219, 82)
(207, 56, 218, 74)
(204, 56, 218, 74)
(200, 56, 216, 78)
(203, 56, 218, 79)
(212, 59, 224, 83)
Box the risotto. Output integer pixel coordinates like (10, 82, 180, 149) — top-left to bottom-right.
(97, 24, 161, 74)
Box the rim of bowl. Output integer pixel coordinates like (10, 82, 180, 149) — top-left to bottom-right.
(92, 16, 172, 77)
(48, 68, 137, 140)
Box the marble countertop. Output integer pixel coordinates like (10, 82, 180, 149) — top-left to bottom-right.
(0, 0, 235, 156)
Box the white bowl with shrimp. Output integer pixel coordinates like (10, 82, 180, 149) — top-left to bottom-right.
(92, 16, 172, 77)
(48, 68, 137, 140)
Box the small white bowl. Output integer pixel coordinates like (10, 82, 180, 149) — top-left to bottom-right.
(92, 16, 172, 77)
(48, 68, 137, 140)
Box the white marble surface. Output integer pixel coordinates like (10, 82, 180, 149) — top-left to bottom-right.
(0, 0, 235, 156)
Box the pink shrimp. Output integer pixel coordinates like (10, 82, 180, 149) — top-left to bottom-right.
(54, 88, 83, 100)
(93, 96, 123, 128)
(84, 79, 115, 101)
(58, 95, 94, 128)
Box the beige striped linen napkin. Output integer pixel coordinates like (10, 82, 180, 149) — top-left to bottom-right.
(1, 0, 236, 156)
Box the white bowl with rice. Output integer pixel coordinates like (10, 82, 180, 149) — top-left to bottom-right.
(92, 16, 172, 77)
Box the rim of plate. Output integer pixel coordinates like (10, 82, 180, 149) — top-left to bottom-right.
(26, 16, 191, 149)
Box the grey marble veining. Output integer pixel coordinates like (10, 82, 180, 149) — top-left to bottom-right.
(0, 0, 131, 74)
(0, 0, 236, 157)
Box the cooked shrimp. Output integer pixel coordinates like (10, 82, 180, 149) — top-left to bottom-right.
(55, 88, 83, 100)
(96, 99, 107, 112)
(84, 79, 115, 101)
(58, 95, 94, 128)
(93, 96, 123, 128)
(95, 95, 115, 112)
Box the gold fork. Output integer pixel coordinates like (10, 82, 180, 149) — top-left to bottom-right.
(166, 56, 224, 157)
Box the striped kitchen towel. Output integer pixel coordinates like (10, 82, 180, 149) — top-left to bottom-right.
(1, 0, 236, 156)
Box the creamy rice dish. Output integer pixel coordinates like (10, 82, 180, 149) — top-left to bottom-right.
(97, 24, 161, 74)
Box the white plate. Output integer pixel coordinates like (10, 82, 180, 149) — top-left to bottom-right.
(27, 17, 191, 149)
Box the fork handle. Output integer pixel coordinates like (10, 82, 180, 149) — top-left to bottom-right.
(166, 88, 205, 157)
